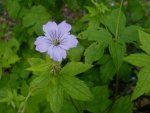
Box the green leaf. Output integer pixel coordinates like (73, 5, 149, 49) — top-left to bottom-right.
(84, 42, 105, 64)
(139, 30, 150, 54)
(0, 66, 2, 79)
(85, 86, 112, 113)
(81, 67, 100, 83)
(27, 62, 51, 72)
(85, 6, 97, 15)
(11, 60, 30, 79)
(78, 18, 100, 40)
(0, 38, 20, 68)
(60, 75, 93, 101)
(47, 83, 64, 113)
(127, 0, 144, 21)
(30, 75, 49, 94)
(98, 54, 111, 65)
(61, 100, 77, 113)
(132, 67, 150, 100)
(60, 62, 92, 76)
(118, 63, 131, 82)
(120, 26, 140, 43)
(28, 58, 45, 66)
(109, 40, 126, 71)
(78, 21, 111, 46)
(5, 0, 20, 19)
(1, 50, 20, 68)
(111, 96, 133, 113)
(124, 30, 150, 100)
(68, 44, 84, 61)
(124, 53, 150, 67)
(26, 90, 48, 113)
(100, 59, 116, 84)
(23, 5, 50, 34)
(27, 58, 52, 75)
(87, 28, 112, 45)
(104, 9, 126, 35)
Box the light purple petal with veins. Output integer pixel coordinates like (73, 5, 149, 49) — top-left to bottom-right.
(48, 46, 66, 61)
(60, 35, 78, 50)
(34, 36, 51, 52)
(58, 21, 71, 34)
(34, 21, 78, 62)
(43, 22, 58, 39)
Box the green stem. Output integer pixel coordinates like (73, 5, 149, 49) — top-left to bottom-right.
(17, 91, 32, 113)
(115, 0, 124, 40)
(114, 0, 124, 98)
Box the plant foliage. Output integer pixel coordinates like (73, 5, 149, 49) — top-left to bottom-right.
(1, 0, 150, 113)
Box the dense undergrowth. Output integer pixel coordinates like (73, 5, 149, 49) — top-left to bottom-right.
(0, 0, 150, 113)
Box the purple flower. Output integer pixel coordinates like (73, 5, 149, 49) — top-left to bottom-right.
(34, 21, 78, 61)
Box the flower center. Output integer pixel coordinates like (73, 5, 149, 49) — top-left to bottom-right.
(52, 39, 60, 46)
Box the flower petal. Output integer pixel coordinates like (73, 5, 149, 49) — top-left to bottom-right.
(59, 35, 78, 50)
(43, 21, 58, 38)
(34, 36, 51, 52)
(48, 46, 66, 61)
(58, 21, 71, 34)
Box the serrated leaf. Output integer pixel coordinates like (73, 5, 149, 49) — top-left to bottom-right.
(5, 0, 20, 19)
(27, 58, 52, 75)
(124, 53, 150, 67)
(1, 51, 20, 68)
(109, 40, 126, 71)
(27, 63, 51, 72)
(132, 67, 150, 100)
(100, 59, 116, 84)
(78, 18, 100, 39)
(28, 58, 45, 66)
(68, 44, 84, 61)
(60, 62, 92, 76)
(104, 9, 126, 35)
(84, 42, 104, 64)
(120, 25, 140, 43)
(85, 6, 97, 15)
(11, 60, 30, 79)
(85, 86, 112, 113)
(30, 75, 49, 94)
(87, 28, 112, 45)
(0, 38, 19, 68)
(26, 91, 47, 113)
(78, 21, 111, 46)
(111, 96, 132, 113)
(23, 5, 50, 34)
(6, 38, 20, 52)
(60, 75, 93, 101)
(47, 83, 64, 113)
(139, 30, 150, 54)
